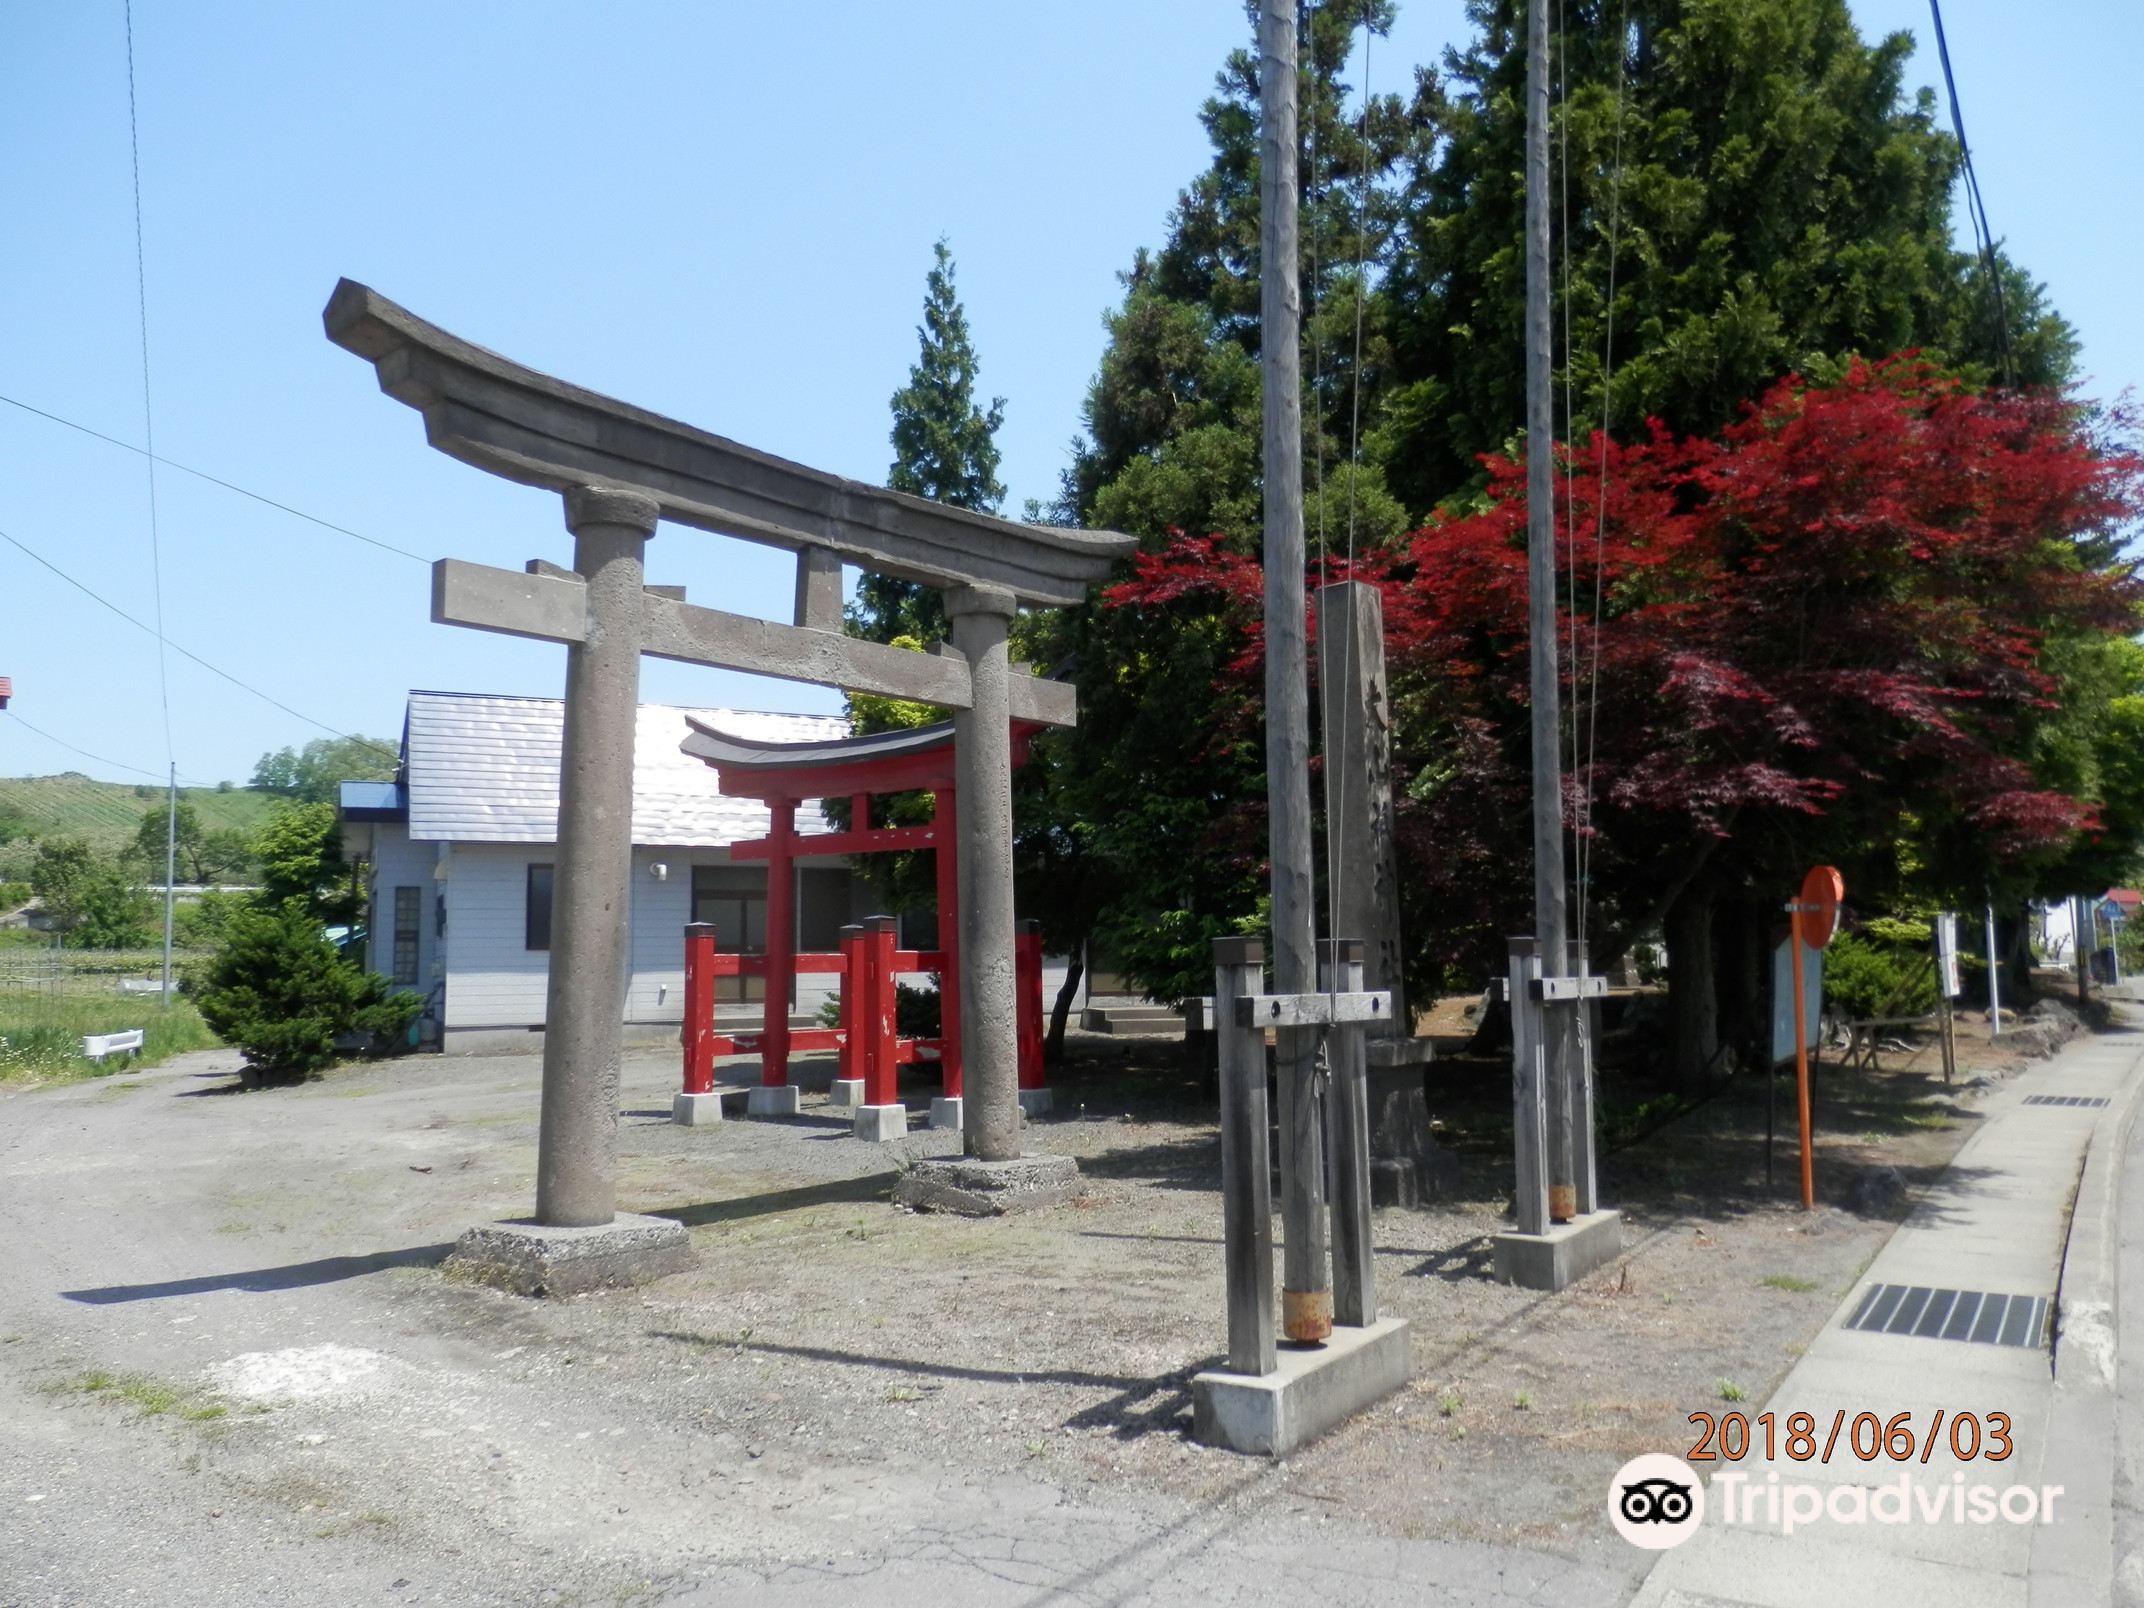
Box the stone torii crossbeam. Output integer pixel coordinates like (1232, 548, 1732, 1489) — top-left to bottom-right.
(324, 280, 1133, 1292)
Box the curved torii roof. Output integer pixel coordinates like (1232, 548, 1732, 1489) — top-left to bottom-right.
(681, 717, 1034, 802)
(323, 281, 1136, 607)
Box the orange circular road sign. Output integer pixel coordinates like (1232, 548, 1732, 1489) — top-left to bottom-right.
(1796, 865, 1845, 950)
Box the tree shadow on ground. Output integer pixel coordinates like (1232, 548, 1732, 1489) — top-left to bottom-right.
(650, 1329, 1208, 1441)
(1072, 1132, 1221, 1192)
(61, 1244, 452, 1304)
(646, 1171, 899, 1229)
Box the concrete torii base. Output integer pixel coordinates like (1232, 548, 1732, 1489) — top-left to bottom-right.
(672, 1089, 744, 1126)
(1191, 1317, 1412, 1457)
(444, 1214, 694, 1297)
(1490, 1209, 1623, 1292)
(893, 1153, 1079, 1216)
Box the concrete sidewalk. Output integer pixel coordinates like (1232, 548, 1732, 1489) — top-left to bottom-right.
(1630, 998, 2144, 1608)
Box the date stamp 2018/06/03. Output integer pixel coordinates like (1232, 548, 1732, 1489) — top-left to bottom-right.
(1687, 1409, 2014, 1466)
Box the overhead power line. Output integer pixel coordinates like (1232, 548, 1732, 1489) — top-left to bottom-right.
(0, 708, 203, 786)
(0, 525, 402, 768)
(1928, 0, 2012, 386)
(0, 392, 433, 566)
(122, 0, 174, 769)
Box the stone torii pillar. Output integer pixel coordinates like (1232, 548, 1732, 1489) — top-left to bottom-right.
(324, 280, 1130, 1286)
(537, 486, 659, 1227)
(946, 584, 1021, 1162)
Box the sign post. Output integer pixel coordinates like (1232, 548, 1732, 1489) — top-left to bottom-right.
(1788, 867, 1844, 1211)
(1935, 913, 1961, 1085)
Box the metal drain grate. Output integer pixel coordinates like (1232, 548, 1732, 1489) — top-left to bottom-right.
(2023, 1095, 2108, 1108)
(1844, 1284, 2048, 1348)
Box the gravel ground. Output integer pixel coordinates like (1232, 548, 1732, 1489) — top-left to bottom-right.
(0, 1007, 2045, 1606)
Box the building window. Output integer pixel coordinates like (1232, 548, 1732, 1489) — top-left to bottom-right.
(692, 865, 768, 1003)
(526, 863, 553, 952)
(391, 886, 421, 986)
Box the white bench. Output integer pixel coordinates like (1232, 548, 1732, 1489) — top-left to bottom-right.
(81, 1029, 145, 1064)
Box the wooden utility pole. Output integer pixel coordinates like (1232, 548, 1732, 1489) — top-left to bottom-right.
(159, 762, 176, 1006)
(1524, 0, 1575, 1219)
(1258, 0, 1330, 1340)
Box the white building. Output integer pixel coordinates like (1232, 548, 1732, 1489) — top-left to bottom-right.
(339, 690, 873, 1053)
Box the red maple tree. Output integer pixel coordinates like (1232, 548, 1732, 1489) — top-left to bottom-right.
(1103, 359, 2143, 1076)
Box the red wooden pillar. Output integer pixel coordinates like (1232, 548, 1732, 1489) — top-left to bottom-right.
(760, 798, 796, 1086)
(682, 921, 717, 1095)
(836, 923, 865, 1086)
(865, 914, 900, 1107)
(933, 785, 962, 1097)
(1016, 918, 1044, 1090)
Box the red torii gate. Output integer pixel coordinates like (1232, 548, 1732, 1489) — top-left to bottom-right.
(676, 718, 1045, 1128)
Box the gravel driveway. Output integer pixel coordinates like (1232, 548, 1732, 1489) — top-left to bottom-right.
(1, 1032, 1970, 1606)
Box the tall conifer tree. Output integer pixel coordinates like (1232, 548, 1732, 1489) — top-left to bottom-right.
(854, 240, 1006, 645)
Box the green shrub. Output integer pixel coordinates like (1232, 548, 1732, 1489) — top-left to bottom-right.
(810, 979, 943, 1036)
(1823, 931, 1936, 1022)
(173, 889, 246, 950)
(0, 880, 29, 911)
(190, 902, 417, 1076)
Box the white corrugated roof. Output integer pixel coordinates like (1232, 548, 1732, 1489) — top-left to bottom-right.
(402, 690, 845, 845)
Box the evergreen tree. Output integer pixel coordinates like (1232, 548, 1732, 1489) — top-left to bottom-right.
(1035, 0, 2086, 1029)
(1378, 0, 2078, 510)
(853, 240, 1007, 645)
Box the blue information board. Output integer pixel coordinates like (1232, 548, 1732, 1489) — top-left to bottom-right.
(1769, 935, 1823, 1065)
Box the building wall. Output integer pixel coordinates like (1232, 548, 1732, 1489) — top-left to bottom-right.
(365, 831, 1078, 1050)
(440, 842, 552, 1031)
(364, 825, 441, 1007)
(430, 840, 857, 1037)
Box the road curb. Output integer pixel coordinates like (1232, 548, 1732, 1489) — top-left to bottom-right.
(2027, 1011, 2144, 1607)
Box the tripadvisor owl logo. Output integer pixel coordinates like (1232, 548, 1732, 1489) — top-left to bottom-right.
(1610, 1453, 1705, 1549)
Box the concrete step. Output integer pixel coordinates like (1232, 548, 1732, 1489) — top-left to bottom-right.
(1079, 1003, 1185, 1035)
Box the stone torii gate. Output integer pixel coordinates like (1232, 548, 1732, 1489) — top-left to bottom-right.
(324, 280, 1132, 1292)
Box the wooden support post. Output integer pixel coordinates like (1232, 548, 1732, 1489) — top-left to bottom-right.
(934, 786, 963, 1098)
(682, 922, 717, 1096)
(1570, 939, 1599, 1217)
(1214, 936, 1276, 1376)
(865, 915, 900, 1108)
(760, 799, 796, 1087)
(1016, 919, 1044, 1091)
(1509, 937, 1549, 1237)
(1321, 940, 1376, 1329)
(1791, 908, 1815, 1212)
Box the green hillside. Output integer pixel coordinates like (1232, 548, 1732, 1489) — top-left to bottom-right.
(0, 774, 281, 859)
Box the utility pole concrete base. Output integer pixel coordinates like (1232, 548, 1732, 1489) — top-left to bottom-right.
(1016, 1089, 1054, 1117)
(672, 1091, 726, 1126)
(444, 1214, 693, 1298)
(1191, 1317, 1411, 1456)
(853, 1104, 907, 1142)
(892, 1153, 1078, 1217)
(828, 1078, 865, 1112)
(745, 1086, 802, 1118)
(929, 1096, 965, 1131)
(1490, 1209, 1622, 1291)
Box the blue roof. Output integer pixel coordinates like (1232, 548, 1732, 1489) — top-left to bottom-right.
(338, 780, 406, 818)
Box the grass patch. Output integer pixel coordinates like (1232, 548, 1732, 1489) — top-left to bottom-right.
(1761, 1274, 1820, 1293)
(0, 991, 219, 1084)
(60, 1367, 222, 1420)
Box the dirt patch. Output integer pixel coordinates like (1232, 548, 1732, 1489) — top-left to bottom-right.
(358, 1005, 2021, 1568)
(2, 1002, 2052, 1597)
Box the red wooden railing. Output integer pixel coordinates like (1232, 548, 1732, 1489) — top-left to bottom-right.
(682, 915, 1045, 1107)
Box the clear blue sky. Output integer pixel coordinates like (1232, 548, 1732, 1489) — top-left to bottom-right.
(2, 1, 2134, 788)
